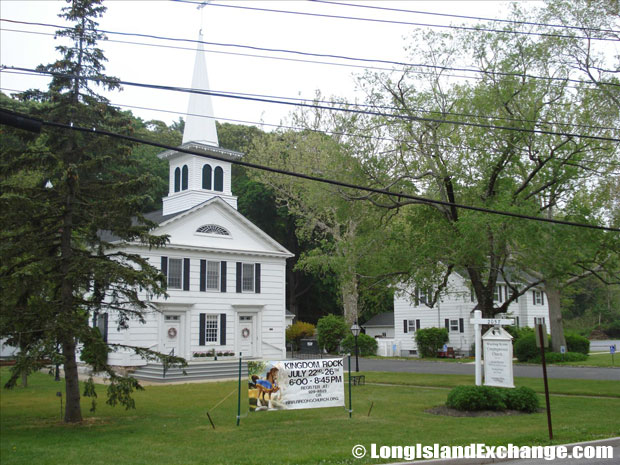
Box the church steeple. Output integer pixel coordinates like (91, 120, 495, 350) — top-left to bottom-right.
(183, 31, 219, 147)
(158, 30, 240, 216)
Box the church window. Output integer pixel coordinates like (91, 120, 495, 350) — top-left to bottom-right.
(214, 166, 224, 192)
(202, 164, 212, 190)
(196, 224, 230, 236)
(167, 258, 183, 289)
(181, 165, 189, 191)
(174, 167, 180, 192)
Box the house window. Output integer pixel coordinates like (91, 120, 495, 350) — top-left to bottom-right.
(242, 263, 254, 292)
(168, 258, 183, 289)
(214, 166, 224, 192)
(408, 320, 416, 332)
(533, 290, 543, 305)
(202, 164, 212, 190)
(204, 314, 218, 343)
(206, 261, 220, 290)
(494, 285, 503, 303)
(450, 319, 459, 332)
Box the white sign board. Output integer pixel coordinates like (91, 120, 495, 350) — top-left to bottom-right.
(249, 358, 345, 411)
(482, 327, 515, 388)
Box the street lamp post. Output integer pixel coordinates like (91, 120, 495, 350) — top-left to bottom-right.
(350, 320, 361, 372)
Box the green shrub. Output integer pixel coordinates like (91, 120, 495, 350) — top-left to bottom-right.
(316, 315, 348, 353)
(564, 332, 590, 355)
(446, 385, 506, 411)
(415, 327, 449, 357)
(285, 321, 316, 350)
(341, 333, 378, 356)
(514, 333, 540, 362)
(603, 321, 620, 338)
(530, 351, 587, 363)
(501, 387, 540, 413)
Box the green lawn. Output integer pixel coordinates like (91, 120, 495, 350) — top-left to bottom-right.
(1, 369, 619, 465)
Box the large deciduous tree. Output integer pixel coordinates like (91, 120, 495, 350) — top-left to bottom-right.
(0, 0, 179, 423)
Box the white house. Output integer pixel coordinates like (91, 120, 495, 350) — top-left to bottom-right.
(361, 312, 395, 339)
(99, 33, 293, 367)
(394, 271, 550, 356)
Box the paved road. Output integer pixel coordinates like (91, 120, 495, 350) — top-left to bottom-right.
(590, 340, 619, 352)
(358, 358, 620, 381)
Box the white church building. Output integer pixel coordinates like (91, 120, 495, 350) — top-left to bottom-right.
(99, 34, 293, 367)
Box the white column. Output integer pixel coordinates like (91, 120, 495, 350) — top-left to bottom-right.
(474, 310, 482, 386)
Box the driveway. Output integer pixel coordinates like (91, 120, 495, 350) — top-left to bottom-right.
(358, 358, 620, 381)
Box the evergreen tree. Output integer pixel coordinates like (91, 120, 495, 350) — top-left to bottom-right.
(0, 0, 179, 423)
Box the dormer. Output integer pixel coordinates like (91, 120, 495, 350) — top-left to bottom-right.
(158, 31, 240, 215)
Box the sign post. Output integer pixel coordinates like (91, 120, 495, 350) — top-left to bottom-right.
(537, 324, 553, 440)
(470, 311, 514, 386)
(611, 345, 616, 366)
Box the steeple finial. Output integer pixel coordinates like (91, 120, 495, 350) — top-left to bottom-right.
(182, 29, 219, 147)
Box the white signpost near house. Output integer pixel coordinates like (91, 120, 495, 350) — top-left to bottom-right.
(470, 310, 514, 387)
(482, 326, 515, 388)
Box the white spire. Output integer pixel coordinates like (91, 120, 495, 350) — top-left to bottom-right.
(182, 31, 219, 146)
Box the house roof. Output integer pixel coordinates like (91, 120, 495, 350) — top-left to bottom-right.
(362, 312, 394, 328)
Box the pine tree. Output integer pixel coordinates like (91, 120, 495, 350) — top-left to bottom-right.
(1, 0, 177, 422)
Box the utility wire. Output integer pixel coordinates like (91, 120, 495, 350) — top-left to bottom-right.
(310, 0, 620, 35)
(173, 0, 619, 42)
(2, 107, 617, 233)
(5, 66, 620, 143)
(2, 19, 616, 88)
(3, 57, 616, 133)
(2, 85, 618, 170)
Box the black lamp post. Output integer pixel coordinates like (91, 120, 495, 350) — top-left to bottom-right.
(350, 320, 361, 372)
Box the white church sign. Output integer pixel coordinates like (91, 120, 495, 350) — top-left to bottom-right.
(482, 326, 515, 388)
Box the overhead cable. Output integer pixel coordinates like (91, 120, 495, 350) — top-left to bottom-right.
(1, 107, 618, 233)
(4, 66, 619, 143)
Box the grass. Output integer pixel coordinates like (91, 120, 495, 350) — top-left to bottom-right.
(1, 368, 619, 465)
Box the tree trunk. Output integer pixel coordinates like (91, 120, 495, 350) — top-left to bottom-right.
(545, 281, 566, 353)
(341, 276, 358, 326)
(21, 371, 28, 388)
(62, 338, 82, 423)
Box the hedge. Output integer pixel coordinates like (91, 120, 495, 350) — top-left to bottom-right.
(341, 333, 378, 356)
(446, 385, 539, 413)
(316, 315, 348, 353)
(565, 333, 590, 355)
(415, 327, 449, 357)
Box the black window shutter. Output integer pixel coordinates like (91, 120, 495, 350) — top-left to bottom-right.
(416, 319, 421, 331)
(445, 319, 450, 331)
(220, 261, 227, 292)
(220, 313, 226, 345)
(161, 256, 168, 278)
(102, 313, 109, 343)
(403, 320, 408, 333)
(183, 258, 190, 291)
(200, 260, 206, 292)
(533, 291, 536, 305)
(414, 288, 419, 306)
(236, 262, 242, 293)
(255, 263, 261, 294)
(459, 318, 464, 333)
(541, 292, 545, 305)
(199, 314, 206, 346)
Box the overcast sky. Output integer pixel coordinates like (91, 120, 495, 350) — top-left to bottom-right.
(2, 1, 525, 129)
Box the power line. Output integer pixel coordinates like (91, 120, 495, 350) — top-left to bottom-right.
(2, 84, 618, 170)
(172, 0, 619, 42)
(3, 29, 617, 134)
(3, 18, 616, 88)
(5, 66, 620, 143)
(310, 0, 620, 35)
(2, 107, 617, 233)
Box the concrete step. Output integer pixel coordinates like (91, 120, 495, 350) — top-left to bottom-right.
(132, 360, 248, 383)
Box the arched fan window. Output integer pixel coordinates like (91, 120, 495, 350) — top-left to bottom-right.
(196, 224, 230, 236)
